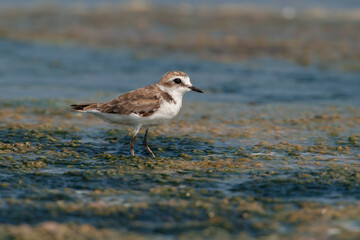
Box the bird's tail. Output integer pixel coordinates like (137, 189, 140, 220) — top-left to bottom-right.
(70, 103, 100, 111)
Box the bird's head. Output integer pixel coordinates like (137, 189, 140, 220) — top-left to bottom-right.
(157, 71, 203, 95)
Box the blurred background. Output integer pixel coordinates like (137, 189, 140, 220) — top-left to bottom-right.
(0, 1, 360, 239)
(0, 0, 359, 103)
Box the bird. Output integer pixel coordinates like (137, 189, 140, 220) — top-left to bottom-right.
(71, 71, 203, 158)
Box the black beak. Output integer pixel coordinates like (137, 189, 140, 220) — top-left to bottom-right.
(189, 86, 204, 93)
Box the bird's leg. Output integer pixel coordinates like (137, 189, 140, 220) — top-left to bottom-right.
(143, 128, 155, 158)
(130, 125, 141, 157)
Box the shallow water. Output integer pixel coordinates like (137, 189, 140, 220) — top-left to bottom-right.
(1, 39, 359, 105)
(0, 39, 360, 239)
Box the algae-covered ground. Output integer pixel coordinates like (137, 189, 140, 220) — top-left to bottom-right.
(0, 2, 360, 240)
(0, 99, 359, 239)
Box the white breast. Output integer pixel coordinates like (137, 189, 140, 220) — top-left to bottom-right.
(144, 98, 182, 126)
(142, 85, 185, 126)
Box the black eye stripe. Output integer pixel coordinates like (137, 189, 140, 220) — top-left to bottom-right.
(173, 78, 182, 84)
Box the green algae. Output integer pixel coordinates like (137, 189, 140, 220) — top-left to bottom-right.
(0, 100, 359, 239)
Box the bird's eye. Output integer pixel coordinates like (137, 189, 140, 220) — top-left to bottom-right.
(173, 78, 182, 84)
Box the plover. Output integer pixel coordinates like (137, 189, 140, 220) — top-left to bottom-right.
(71, 71, 203, 158)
